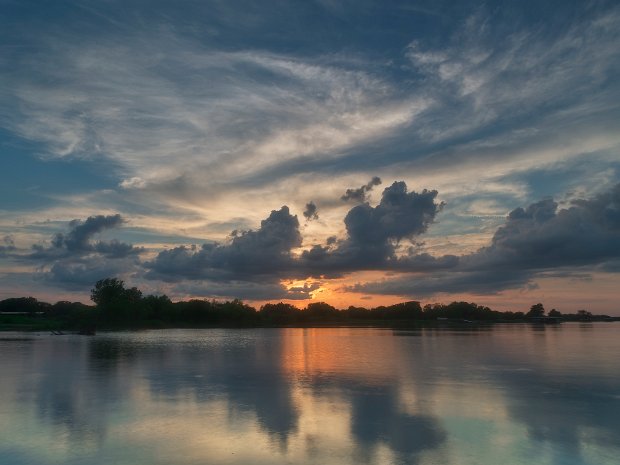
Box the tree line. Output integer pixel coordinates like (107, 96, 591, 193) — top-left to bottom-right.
(0, 278, 615, 331)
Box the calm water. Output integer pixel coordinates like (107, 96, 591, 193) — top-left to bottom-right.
(1, 325, 619, 465)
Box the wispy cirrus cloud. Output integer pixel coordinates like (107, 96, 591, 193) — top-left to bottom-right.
(1, 1, 619, 308)
(3, 40, 424, 180)
(2, 3, 618, 223)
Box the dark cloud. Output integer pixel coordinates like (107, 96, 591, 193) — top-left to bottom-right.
(29, 214, 142, 260)
(17, 214, 144, 290)
(466, 183, 620, 271)
(303, 201, 319, 221)
(146, 206, 301, 282)
(26, 183, 620, 301)
(41, 257, 140, 290)
(55, 214, 124, 252)
(302, 182, 447, 273)
(341, 176, 382, 202)
(148, 182, 448, 294)
(346, 270, 536, 297)
(4, 181, 617, 302)
(392, 252, 459, 272)
(349, 183, 620, 297)
(345, 182, 443, 245)
(599, 259, 620, 272)
(93, 239, 141, 259)
(142, 182, 448, 300)
(285, 281, 321, 299)
(0, 235, 16, 255)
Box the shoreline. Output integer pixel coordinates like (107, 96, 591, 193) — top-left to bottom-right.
(2, 317, 618, 333)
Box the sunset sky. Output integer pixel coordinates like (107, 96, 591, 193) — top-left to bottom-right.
(1, 0, 619, 313)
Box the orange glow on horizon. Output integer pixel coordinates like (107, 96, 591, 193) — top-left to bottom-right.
(247, 272, 620, 315)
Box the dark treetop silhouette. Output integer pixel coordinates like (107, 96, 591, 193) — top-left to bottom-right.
(0, 278, 615, 331)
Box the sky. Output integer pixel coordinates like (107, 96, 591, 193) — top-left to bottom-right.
(1, 0, 619, 314)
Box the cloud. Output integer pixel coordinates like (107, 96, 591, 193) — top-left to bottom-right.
(170, 279, 321, 301)
(146, 206, 301, 282)
(405, 7, 620, 124)
(348, 183, 620, 297)
(9, 181, 620, 301)
(0, 235, 16, 255)
(14, 214, 144, 290)
(302, 181, 448, 273)
(345, 181, 443, 246)
(1, 3, 618, 274)
(54, 214, 123, 252)
(465, 182, 620, 271)
(29, 214, 142, 260)
(0, 1, 619, 310)
(1, 31, 422, 190)
(144, 181, 450, 298)
(303, 201, 319, 221)
(119, 177, 146, 189)
(346, 270, 536, 298)
(41, 257, 140, 290)
(341, 176, 381, 202)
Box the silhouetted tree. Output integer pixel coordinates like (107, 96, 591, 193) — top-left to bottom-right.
(344, 305, 372, 320)
(0, 296, 49, 314)
(421, 301, 507, 321)
(142, 294, 173, 322)
(260, 302, 300, 324)
(175, 299, 216, 324)
(4, 276, 613, 330)
(527, 303, 545, 318)
(577, 309, 593, 320)
(305, 302, 339, 321)
(502, 311, 525, 320)
(91, 278, 143, 324)
(379, 301, 423, 319)
(218, 299, 257, 324)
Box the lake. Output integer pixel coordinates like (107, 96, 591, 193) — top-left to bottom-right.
(1, 324, 619, 465)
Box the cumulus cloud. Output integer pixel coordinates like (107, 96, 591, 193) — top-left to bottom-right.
(54, 214, 122, 252)
(144, 181, 450, 298)
(345, 181, 443, 245)
(30, 214, 142, 260)
(41, 257, 140, 290)
(286, 281, 322, 299)
(348, 183, 620, 297)
(13, 182, 620, 300)
(302, 181, 448, 273)
(146, 206, 301, 282)
(18, 214, 144, 290)
(341, 176, 382, 202)
(465, 183, 620, 271)
(345, 270, 535, 298)
(303, 201, 319, 221)
(0, 235, 16, 255)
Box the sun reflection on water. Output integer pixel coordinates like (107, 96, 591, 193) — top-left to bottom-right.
(1, 325, 619, 465)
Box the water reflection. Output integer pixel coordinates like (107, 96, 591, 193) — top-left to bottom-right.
(485, 335, 620, 464)
(1, 325, 619, 465)
(348, 383, 445, 464)
(25, 338, 112, 449)
(281, 328, 446, 463)
(90, 332, 300, 448)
